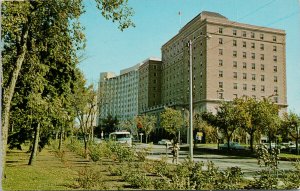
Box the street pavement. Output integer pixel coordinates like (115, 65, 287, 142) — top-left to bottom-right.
(134, 143, 296, 177)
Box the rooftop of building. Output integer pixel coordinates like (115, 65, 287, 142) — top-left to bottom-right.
(162, 11, 285, 48)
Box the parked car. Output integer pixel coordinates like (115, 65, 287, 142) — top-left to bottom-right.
(158, 139, 172, 145)
(219, 142, 245, 150)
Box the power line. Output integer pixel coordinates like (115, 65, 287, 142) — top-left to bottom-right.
(238, 0, 277, 21)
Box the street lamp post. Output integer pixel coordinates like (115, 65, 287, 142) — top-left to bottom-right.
(187, 34, 211, 159)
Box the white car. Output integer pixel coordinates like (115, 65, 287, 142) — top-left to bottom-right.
(219, 142, 245, 150)
(158, 139, 172, 145)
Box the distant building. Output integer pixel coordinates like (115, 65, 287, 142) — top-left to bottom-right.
(97, 64, 140, 123)
(97, 58, 162, 125)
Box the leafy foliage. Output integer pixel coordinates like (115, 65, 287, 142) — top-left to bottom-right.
(160, 107, 184, 143)
(136, 115, 156, 143)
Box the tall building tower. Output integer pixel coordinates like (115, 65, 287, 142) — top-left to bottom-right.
(97, 64, 140, 124)
(161, 11, 287, 114)
(138, 58, 162, 114)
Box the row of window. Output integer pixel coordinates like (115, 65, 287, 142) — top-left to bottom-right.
(219, 27, 277, 42)
(219, 60, 277, 71)
(219, 38, 278, 51)
(219, 49, 278, 61)
(219, 70, 278, 79)
(219, 82, 278, 92)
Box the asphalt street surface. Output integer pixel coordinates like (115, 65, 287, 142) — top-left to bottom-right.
(135, 143, 296, 177)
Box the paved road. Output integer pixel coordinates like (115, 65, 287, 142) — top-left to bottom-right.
(134, 143, 296, 177)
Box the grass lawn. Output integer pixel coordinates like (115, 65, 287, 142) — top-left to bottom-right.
(279, 153, 300, 159)
(2, 145, 129, 190)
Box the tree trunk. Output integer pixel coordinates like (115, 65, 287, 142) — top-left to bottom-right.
(145, 133, 148, 144)
(250, 132, 254, 153)
(2, 25, 29, 176)
(83, 134, 88, 158)
(58, 125, 63, 151)
(227, 136, 231, 150)
(28, 123, 40, 165)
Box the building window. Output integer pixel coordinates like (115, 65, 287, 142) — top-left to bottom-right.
(154, 72, 157, 76)
(260, 54, 264, 60)
(233, 72, 237, 79)
(252, 74, 256, 80)
(251, 63, 255, 69)
(219, 59, 223, 66)
(273, 35, 277, 42)
(273, 46, 277, 52)
(219, 71, 223, 77)
(243, 52, 247, 58)
(274, 66, 277, 72)
(261, 85, 265, 92)
(233, 29, 237, 35)
(233, 39, 237, 46)
(273, 55, 277, 62)
(274, 76, 278, 82)
(260, 44, 264, 50)
(242, 31, 246, 37)
(251, 42, 255, 49)
(274, 86, 278, 93)
(233, 83, 238, 89)
(233, 61, 237, 68)
(243, 62, 247, 69)
(243, 84, 247, 90)
(252, 85, 256, 91)
(261, 75, 265, 81)
(261, 64, 265, 71)
(260, 33, 264, 40)
(218, 93, 223, 99)
(251, 32, 255, 38)
(233, 51, 237, 57)
(251, 53, 255, 59)
(219, 82, 223, 88)
(233, 94, 238, 98)
(219, 49, 223, 55)
(219, 28, 223, 34)
(243, 73, 247, 79)
(274, 96, 278, 103)
(219, 38, 223, 44)
(243, 41, 246, 48)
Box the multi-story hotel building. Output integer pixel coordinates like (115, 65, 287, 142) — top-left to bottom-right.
(97, 64, 140, 123)
(98, 11, 287, 125)
(138, 58, 162, 114)
(160, 11, 287, 114)
(97, 58, 162, 125)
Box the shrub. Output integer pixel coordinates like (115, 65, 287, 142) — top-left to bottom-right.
(123, 170, 152, 189)
(76, 166, 104, 189)
(107, 141, 135, 162)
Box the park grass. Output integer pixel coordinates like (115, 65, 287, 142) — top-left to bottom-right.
(279, 153, 300, 159)
(2, 147, 77, 190)
(2, 145, 130, 190)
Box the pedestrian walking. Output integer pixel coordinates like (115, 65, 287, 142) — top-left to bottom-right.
(172, 143, 180, 164)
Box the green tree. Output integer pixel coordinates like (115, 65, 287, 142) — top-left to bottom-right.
(202, 102, 240, 150)
(160, 107, 183, 144)
(120, 118, 138, 139)
(102, 114, 119, 135)
(136, 115, 156, 143)
(2, 0, 134, 174)
(71, 72, 97, 157)
(281, 112, 300, 154)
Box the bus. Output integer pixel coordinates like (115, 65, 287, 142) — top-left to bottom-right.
(109, 131, 132, 147)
